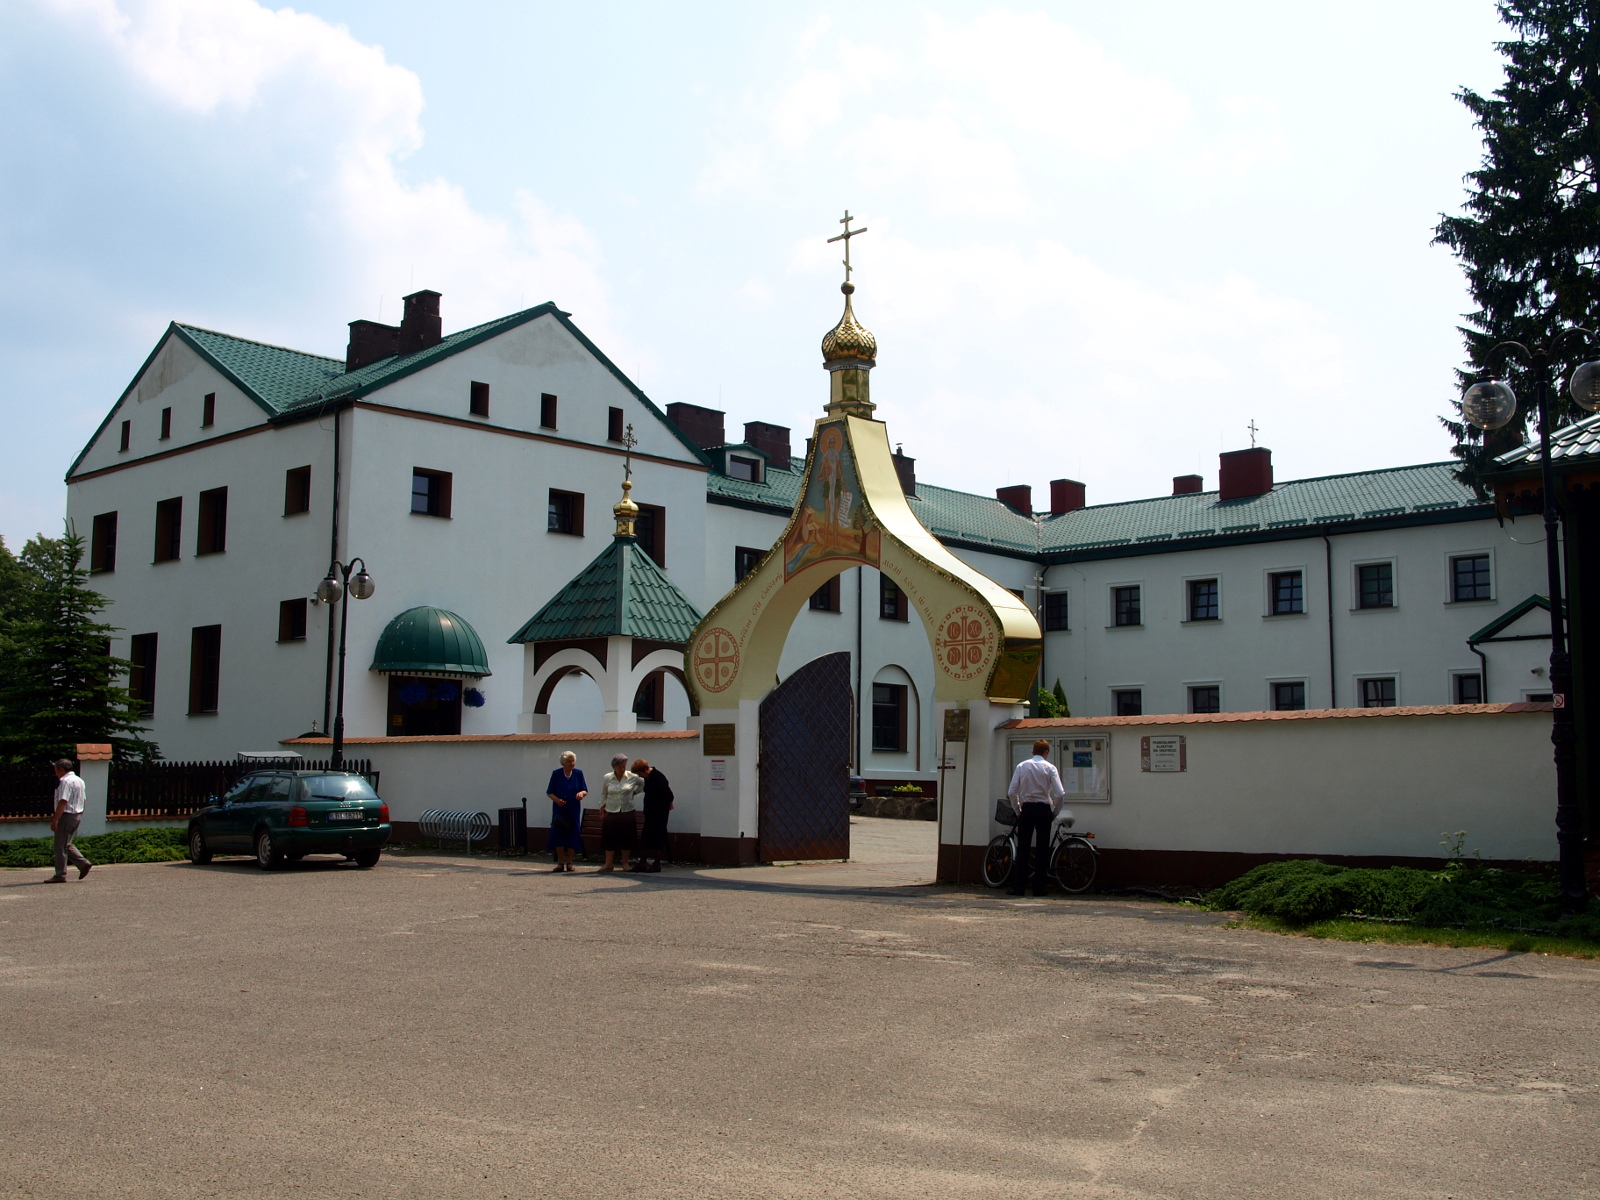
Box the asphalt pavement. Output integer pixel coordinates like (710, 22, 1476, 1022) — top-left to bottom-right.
(2, 818, 1596, 1199)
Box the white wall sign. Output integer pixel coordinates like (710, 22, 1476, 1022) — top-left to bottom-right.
(1141, 735, 1186, 772)
(709, 759, 727, 790)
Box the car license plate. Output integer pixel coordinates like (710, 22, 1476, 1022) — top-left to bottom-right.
(328, 810, 364, 822)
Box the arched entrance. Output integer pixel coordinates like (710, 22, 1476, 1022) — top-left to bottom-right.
(683, 270, 1040, 876)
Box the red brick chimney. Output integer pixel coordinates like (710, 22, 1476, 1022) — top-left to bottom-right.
(346, 319, 399, 371)
(743, 421, 791, 465)
(996, 484, 1033, 515)
(1172, 474, 1203, 495)
(1218, 448, 1272, 501)
(1049, 479, 1086, 515)
(892, 447, 916, 496)
(666, 402, 725, 449)
(398, 290, 442, 355)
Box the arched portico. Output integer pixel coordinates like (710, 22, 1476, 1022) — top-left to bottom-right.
(685, 268, 1040, 877)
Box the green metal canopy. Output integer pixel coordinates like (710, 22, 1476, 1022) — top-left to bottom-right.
(371, 606, 492, 677)
(508, 538, 704, 645)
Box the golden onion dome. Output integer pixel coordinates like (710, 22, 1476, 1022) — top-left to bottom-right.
(613, 479, 640, 538)
(820, 282, 877, 364)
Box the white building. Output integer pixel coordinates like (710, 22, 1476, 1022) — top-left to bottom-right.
(64, 289, 1551, 783)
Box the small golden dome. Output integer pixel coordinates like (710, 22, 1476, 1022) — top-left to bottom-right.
(613, 480, 639, 538)
(821, 282, 877, 364)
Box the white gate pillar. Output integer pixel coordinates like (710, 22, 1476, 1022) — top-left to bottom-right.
(691, 702, 760, 864)
(935, 702, 1023, 883)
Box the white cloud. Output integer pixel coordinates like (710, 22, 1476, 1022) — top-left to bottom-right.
(37, 0, 616, 340)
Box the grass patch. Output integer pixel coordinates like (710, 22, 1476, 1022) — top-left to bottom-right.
(1205, 856, 1600, 946)
(1231, 913, 1600, 959)
(0, 826, 187, 868)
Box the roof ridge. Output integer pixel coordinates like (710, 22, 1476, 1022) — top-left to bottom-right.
(176, 323, 344, 364)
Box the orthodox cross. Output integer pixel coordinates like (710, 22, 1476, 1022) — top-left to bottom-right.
(622, 422, 637, 482)
(827, 210, 868, 283)
(1247, 419, 1259, 448)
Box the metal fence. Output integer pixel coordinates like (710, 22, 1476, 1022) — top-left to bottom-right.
(106, 758, 379, 821)
(0, 764, 57, 822)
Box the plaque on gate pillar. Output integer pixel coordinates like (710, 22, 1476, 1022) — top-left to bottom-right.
(942, 709, 970, 743)
(702, 723, 736, 756)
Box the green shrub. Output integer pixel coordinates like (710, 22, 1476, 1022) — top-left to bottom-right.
(0, 826, 187, 868)
(1205, 856, 1600, 941)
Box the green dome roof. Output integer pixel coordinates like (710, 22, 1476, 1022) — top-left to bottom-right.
(370, 606, 492, 677)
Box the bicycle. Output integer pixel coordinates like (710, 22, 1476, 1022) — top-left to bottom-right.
(981, 800, 1099, 893)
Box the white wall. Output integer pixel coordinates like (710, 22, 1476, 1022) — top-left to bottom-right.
(997, 707, 1556, 862)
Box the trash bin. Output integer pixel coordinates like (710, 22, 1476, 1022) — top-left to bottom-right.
(498, 802, 528, 852)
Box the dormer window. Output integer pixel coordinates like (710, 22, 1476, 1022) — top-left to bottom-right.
(727, 454, 762, 483)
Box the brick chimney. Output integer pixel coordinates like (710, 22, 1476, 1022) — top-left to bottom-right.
(744, 421, 791, 466)
(892, 447, 916, 497)
(996, 484, 1033, 515)
(1218, 447, 1273, 501)
(346, 319, 399, 371)
(398, 290, 442, 355)
(1049, 479, 1086, 515)
(1172, 474, 1203, 495)
(666, 402, 725, 450)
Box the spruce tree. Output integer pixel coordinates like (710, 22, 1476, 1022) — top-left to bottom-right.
(1433, 0, 1600, 487)
(0, 530, 155, 762)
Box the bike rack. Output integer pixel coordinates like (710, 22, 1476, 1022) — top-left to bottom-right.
(418, 808, 494, 854)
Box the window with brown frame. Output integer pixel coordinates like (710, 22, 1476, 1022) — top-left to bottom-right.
(278, 598, 308, 642)
(90, 512, 118, 573)
(196, 487, 228, 555)
(160, 407, 172, 440)
(871, 683, 908, 752)
(734, 546, 763, 582)
(284, 465, 312, 515)
(153, 498, 182, 563)
(128, 633, 157, 716)
(809, 577, 841, 612)
(879, 575, 907, 621)
(469, 381, 490, 417)
(608, 406, 625, 442)
(634, 504, 665, 567)
(411, 468, 452, 518)
(202, 393, 215, 427)
(548, 489, 584, 535)
(188, 625, 222, 714)
(540, 393, 558, 429)
(633, 672, 665, 723)
(119, 420, 131, 452)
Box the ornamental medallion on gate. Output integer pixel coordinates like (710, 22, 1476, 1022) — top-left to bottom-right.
(758, 651, 852, 861)
(934, 604, 996, 682)
(691, 627, 741, 694)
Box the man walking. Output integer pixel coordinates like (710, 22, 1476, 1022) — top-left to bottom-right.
(1006, 739, 1064, 896)
(47, 758, 92, 884)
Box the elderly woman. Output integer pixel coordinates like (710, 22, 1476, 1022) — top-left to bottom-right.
(595, 753, 643, 873)
(628, 758, 674, 873)
(544, 751, 587, 873)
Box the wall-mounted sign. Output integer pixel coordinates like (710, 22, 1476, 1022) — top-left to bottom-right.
(709, 759, 727, 790)
(1010, 736, 1109, 802)
(702, 723, 736, 756)
(1141, 735, 1186, 772)
(942, 709, 970, 743)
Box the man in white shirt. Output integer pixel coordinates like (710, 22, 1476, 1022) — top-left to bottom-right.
(1006, 739, 1065, 896)
(47, 758, 92, 883)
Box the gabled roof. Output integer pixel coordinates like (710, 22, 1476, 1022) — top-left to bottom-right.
(176, 325, 345, 414)
(508, 536, 704, 645)
(1467, 594, 1554, 644)
(1496, 410, 1600, 467)
(705, 457, 1489, 562)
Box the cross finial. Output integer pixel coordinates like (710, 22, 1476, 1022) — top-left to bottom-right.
(621, 422, 637, 482)
(826, 210, 868, 283)
(1247, 419, 1259, 448)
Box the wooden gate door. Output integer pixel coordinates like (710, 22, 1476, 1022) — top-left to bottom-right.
(758, 651, 852, 861)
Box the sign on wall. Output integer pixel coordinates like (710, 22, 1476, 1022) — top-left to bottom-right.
(942, 709, 970, 743)
(709, 759, 727, 790)
(702, 724, 736, 756)
(1009, 736, 1110, 803)
(1141, 735, 1186, 772)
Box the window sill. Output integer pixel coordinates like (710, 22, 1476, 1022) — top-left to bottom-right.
(1180, 618, 1221, 626)
(546, 529, 583, 537)
(1106, 623, 1144, 630)
(1351, 605, 1397, 613)
(1444, 598, 1495, 605)
(195, 549, 225, 557)
(1262, 611, 1308, 619)
(878, 616, 910, 623)
(277, 637, 307, 644)
(410, 511, 451, 520)
(870, 747, 910, 754)
(283, 510, 310, 519)
(152, 558, 180, 566)
(187, 710, 218, 717)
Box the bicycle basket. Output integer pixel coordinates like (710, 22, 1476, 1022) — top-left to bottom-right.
(993, 799, 1017, 826)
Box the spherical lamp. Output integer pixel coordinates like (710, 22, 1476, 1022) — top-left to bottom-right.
(349, 568, 376, 601)
(1461, 379, 1517, 430)
(1569, 360, 1600, 412)
(316, 573, 343, 604)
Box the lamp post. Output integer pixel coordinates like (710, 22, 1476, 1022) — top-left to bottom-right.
(1462, 328, 1599, 910)
(316, 557, 376, 768)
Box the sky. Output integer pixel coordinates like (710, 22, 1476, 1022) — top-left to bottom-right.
(0, 0, 1512, 551)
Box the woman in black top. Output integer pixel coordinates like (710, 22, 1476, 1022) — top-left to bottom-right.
(630, 758, 673, 873)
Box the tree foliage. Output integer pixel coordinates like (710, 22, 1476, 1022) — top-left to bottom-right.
(1029, 678, 1071, 719)
(0, 530, 156, 762)
(1434, 0, 1600, 487)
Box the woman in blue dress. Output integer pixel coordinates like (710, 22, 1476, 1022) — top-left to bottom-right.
(545, 751, 587, 872)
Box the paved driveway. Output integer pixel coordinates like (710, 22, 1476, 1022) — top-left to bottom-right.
(2, 843, 1596, 1199)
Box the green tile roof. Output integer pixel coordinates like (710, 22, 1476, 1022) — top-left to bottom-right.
(175, 325, 345, 414)
(508, 536, 704, 644)
(707, 458, 1488, 562)
(1496, 410, 1600, 467)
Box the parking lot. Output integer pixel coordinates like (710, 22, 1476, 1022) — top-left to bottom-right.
(3, 837, 1597, 1199)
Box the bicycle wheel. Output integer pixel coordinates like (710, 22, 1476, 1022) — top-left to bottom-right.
(981, 834, 1015, 888)
(1053, 836, 1098, 893)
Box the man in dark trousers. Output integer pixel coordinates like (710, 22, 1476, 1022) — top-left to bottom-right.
(47, 758, 92, 883)
(1005, 739, 1064, 896)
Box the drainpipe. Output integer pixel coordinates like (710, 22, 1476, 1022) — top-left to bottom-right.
(854, 566, 863, 771)
(1470, 639, 1490, 703)
(322, 404, 343, 735)
(1322, 530, 1336, 708)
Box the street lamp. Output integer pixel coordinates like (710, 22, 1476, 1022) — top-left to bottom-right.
(318, 557, 375, 768)
(1461, 329, 1600, 910)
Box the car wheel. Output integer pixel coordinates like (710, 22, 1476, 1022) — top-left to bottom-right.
(352, 849, 381, 869)
(188, 826, 212, 865)
(254, 829, 283, 871)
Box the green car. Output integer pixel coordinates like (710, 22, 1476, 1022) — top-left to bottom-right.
(187, 770, 391, 870)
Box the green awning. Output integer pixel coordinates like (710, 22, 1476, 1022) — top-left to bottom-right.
(371, 606, 492, 677)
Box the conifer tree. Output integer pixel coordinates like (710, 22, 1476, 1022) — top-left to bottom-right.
(0, 530, 155, 761)
(1434, 0, 1600, 487)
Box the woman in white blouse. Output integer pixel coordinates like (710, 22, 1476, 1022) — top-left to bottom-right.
(595, 753, 643, 873)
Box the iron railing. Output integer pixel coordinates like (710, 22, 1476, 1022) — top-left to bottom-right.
(106, 758, 379, 821)
(0, 764, 57, 822)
